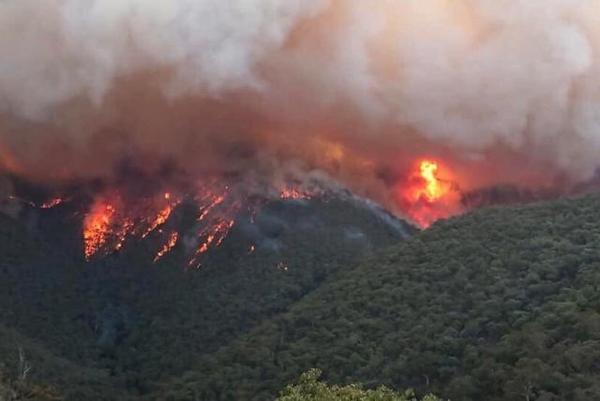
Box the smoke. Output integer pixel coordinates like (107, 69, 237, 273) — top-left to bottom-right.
(1, 0, 600, 222)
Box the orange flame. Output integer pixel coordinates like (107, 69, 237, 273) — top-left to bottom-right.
(189, 218, 235, 267)
(83, 199, 117, 259)
(280, 187, 310, 200)
(81, 181, 321, 266)
(154, 231, 179, 262)
(198, 194, 225, 221)
(142, 200, 179, 238)
(40, 197, 65, 209)
(417, 160, 447, 202)
(83, 191, 181, 260)
(399, 158, 460, 228)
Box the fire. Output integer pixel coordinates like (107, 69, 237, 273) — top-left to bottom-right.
(80, 180, 323, 266)
(280, 187, 310, 200)
(40, 197, 65, 209)
(279, 183, 320, 201)
(113, 218, 134, 251)
(197, 194, 226, 221)
(6, 195, 67, 209)
(418, 160, 446, 202)
(154, 231, 179, 262)
(83, 199, 117, 259)
(189, 218, 235, 267)
(276, 261, 289, 271)
(399, 158, 461, 228)
(142, 202, 178, 238)
(82, 191, 181, 260)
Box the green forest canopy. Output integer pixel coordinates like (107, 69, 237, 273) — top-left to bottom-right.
(3, 193, 600, 400)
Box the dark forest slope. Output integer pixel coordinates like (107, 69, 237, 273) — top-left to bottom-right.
(162, 193, 600, 401)
(0, 196, 410, 400)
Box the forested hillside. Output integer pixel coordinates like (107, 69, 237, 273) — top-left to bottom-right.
(276, 369, 441, 401)
(0, 196, 409, 400)
(159, 193, 600, 401)
(3, 192, 600, 400)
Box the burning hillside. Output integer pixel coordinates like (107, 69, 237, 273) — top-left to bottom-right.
(1, 0, 599, 243)
(3, 178, 416, 271)
(5, 176, 325, 267)
(397, 159, 461, 227)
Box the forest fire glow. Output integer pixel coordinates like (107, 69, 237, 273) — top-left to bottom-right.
(280, 187, 312, 200)
(40, 198, 66, 209)
(142, 202, 178, 239)
(77, 181, 316, 267)
(82, 192, 181, 261)
(419, 161, 445, 202)
(83, 200, 117, 260)
(189, 219, 236, 267)
(399, 159, 461, 229)
(154, 231, 179, 262)
(0, 0, 598, 271)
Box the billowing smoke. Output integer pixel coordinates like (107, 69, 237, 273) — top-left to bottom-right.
(1, 0, 600, 225)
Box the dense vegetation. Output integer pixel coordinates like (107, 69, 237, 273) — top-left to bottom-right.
(277, 369, 440, 401)
(3, 192, 600, 400)
(158, 193, 600, 401)
(0, 196, 408, 400)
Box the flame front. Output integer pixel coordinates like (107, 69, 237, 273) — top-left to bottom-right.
(154, 231, 179, 262)
(40, 198, 65, 209)
(80, 181, 316, 266)
(83, 199, 117, 260)
(189, 219, 236, 267)
(418, 160, 447, 202)
(82, 192, 180, 260)
(398, 158, 461, 228)
(142, 195, 180, 238)
(280, 187, 310, 200)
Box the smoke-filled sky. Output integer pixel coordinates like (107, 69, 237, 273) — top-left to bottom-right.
(1, 0, 600, 222)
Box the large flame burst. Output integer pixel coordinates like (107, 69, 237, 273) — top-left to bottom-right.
(400, 159, 461, 228)
(419, 161, 445, 202)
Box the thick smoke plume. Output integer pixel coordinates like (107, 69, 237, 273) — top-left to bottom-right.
(1, 0, 600, 224)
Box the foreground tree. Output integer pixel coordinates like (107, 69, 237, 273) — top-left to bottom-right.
(277, 369, 442, 401)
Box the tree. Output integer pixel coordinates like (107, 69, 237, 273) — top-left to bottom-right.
(277, 369, 442, 401)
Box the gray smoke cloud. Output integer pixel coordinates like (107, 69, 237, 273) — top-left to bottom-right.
(1, 0, 599, 218)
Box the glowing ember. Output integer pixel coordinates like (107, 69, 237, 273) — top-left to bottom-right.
(5, 195, 69, 209)
(279, 186, 313, 200)
(142, 201, 179, 238)
(198, 194, 225, 221)
(113, 219, 134, 251)
(154, 231, 179, 262)
(189, 218, 235, 267)
(40, 198, 65, 209)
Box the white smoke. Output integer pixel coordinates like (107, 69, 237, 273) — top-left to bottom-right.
(0, 0, 328, 118)
(1, 0, 600, 187)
